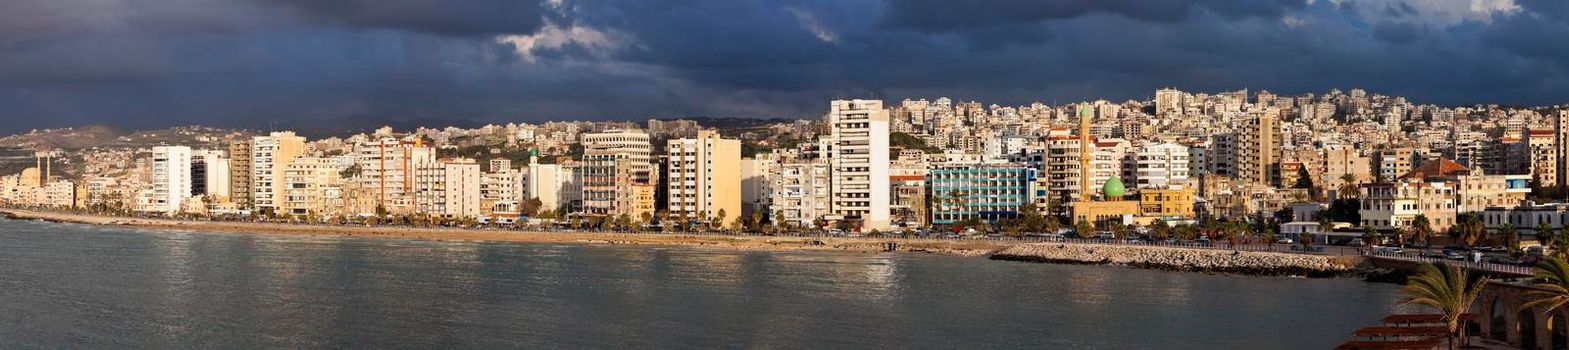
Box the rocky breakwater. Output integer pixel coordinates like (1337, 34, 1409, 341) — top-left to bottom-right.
(991, 243, 1366, 277)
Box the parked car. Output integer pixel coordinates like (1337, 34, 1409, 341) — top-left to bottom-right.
(1373, 246, 1403, 254)
(1442, 250, 1467, 260)
(1277, 238, 1295, 245)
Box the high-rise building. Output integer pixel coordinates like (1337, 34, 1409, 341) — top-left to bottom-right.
(143, 146, 192, 215)
(739, 157, 772, 219)
(1236, 108, 1282, 186)
(521, 162, 568, 214)
(228, 140, 252, 207)
(1556, 110, 1569, 194)
(191, 149, 229, 199)
(581, 129, 656, 218)
(664, 130, 741, 227)
(481, 159, 519, 218)
(1527, 128, 1559, 188)
(827, 99, 891, 231)
(415, 158, 482, 219)
(1131, 142, 1190, 189)
(354, 136, 436, 215)
(769, 150, 831, 229)
(251, 132, 307, 214)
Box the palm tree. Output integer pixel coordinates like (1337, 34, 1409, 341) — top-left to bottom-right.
(1412, 214, 1434, 247)
(1537, 221, 1557, 247)
(1108, 222, 1128, 240)
(1152, 220, 1172, 241)
(1457, 214, 1486, 247)
(1362, 226, 1381, 247)
(1400, 262, 1487, 350)
(1526, 258, 1569, 313)
(1337, 173, 1360, 199)
(1498, 223, 1519, 253)
(1555, 236, 1569, 261)
(1074, 219, 1093, 238)
(1263, 228, 1278, 251)
(1315, 213, 1335, 246)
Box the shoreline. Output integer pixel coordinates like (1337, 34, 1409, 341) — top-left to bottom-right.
(0, 208, 1392, 279)
(0, 209, 1013, 257)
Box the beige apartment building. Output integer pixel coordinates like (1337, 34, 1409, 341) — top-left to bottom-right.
(828, 99, 892, 231)
(1359, 180, 1456, 231)
(282, 157, 347, 217)
(1323, 146, 1372, 198)
(664, 130, 741, 227)
(1236, 108, 1282, 187)
(1374, 147, 1415, 182)
(228, 140, 252, 207)
(251, 132, 307, 214)
(354, 136, 436, 215)
(1527, 128, 1559, 188)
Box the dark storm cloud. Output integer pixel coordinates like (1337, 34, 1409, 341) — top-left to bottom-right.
(880, 0, 1305, 31)
(257, 0, 547, 36)
(0, 0, 1565, 134)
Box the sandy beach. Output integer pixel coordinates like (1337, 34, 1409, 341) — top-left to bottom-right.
(0, 209, 1014, 256)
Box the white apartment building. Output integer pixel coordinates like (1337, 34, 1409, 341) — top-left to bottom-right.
(481, 161, 519, 217)
(519, 162, 583, 215)
(1131, 142, 1191, 189)
(770, 159, 831, 228)
(827, 99, 891, 231)
(415, 158, 482, 219)
(42, 180, 76, 209)
(1046, 137, 1127, 202)
(739, 157, 772, 217)
(191, 149, 230, 198)
(143, 146, 192, 215)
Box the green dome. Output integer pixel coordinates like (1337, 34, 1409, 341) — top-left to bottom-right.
(1102, 176, 1126, 198)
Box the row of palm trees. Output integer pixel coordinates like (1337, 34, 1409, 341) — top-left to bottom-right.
(1402, 257, 1569, 349)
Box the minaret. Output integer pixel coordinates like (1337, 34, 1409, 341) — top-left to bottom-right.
(1077, 104, 1093, 201)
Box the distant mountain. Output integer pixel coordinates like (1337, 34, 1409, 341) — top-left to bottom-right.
(0, 125, 131, 150)
(271, 115, 486, 139)
(655, 116, 804, 130)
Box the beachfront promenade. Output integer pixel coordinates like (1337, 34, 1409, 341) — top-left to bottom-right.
(1363, 251, 1534, 276)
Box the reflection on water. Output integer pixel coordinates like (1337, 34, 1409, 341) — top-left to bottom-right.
(0, 218, 1401, 349)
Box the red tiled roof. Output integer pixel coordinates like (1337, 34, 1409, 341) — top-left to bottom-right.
(1399, 158, 1469, 179)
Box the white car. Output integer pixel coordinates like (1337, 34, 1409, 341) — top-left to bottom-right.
(1277, 238, 1295, 244)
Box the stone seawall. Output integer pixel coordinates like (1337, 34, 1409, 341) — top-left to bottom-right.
(991, 243, 1366, 277)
